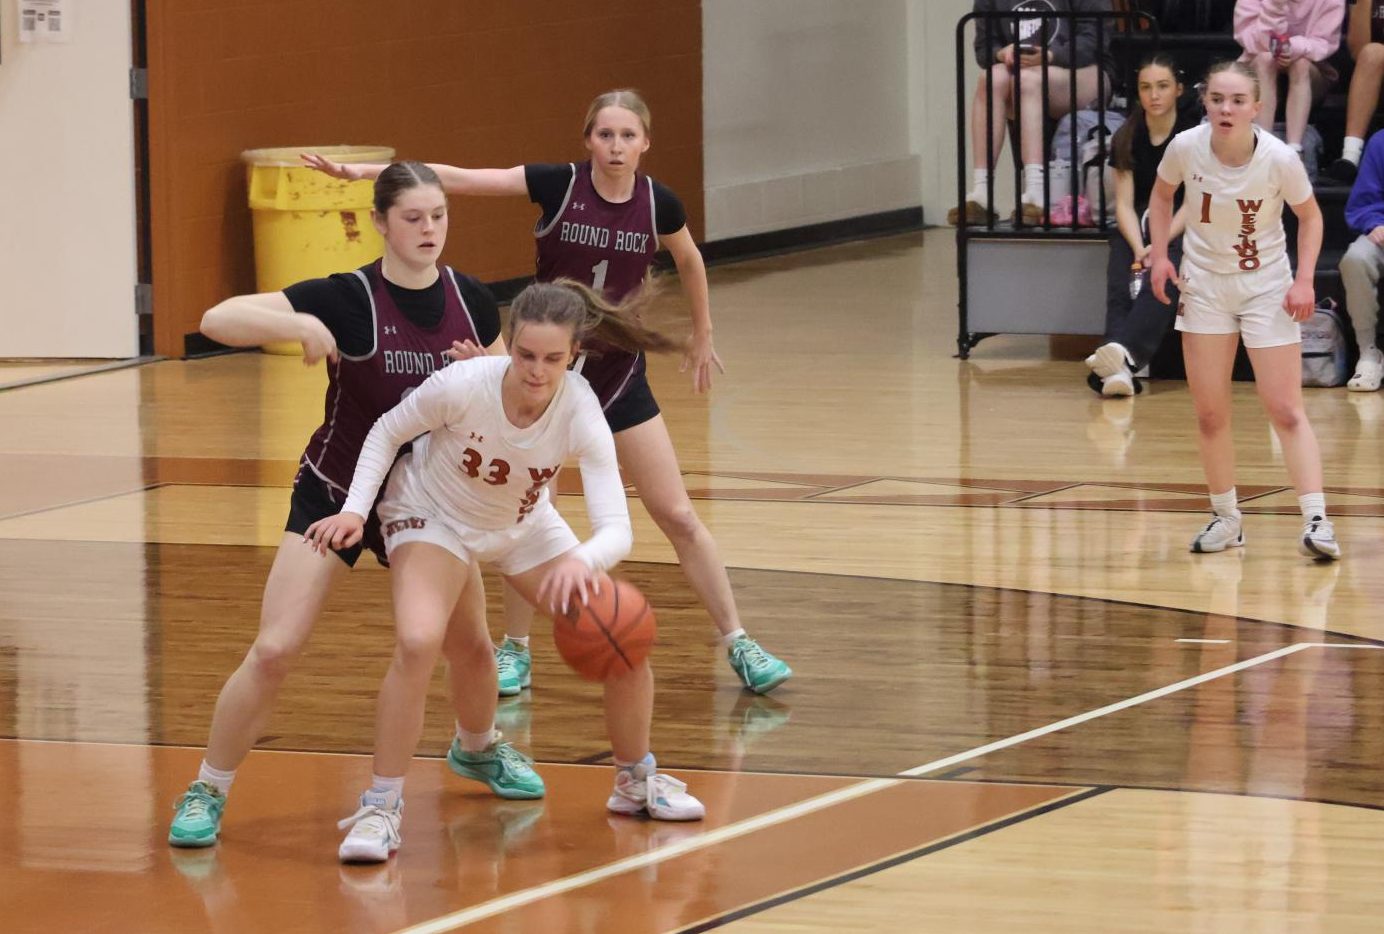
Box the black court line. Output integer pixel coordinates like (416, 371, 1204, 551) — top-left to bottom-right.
(672, 785, 1113, 934)
(0, 356, 161, 392)
(0, 482, 169, 523)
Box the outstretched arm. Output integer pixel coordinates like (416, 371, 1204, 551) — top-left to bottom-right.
(201, 291, 338, 365)
(301, 153, 528, 196)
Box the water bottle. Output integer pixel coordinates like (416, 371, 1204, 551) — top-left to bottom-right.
(1129, 262, 1144, 300)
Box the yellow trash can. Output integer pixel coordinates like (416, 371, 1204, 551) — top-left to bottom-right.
(242, 145, 394, 353)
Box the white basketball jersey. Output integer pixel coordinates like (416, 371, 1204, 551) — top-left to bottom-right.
(1157, 123, 1313, 276)
(343, 355, 628, 564)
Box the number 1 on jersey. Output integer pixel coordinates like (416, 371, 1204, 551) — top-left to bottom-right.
(1199, 191, 1212, 225)
(591, 259, 609, 291)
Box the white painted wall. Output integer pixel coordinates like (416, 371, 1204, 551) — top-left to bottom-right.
(0, 0, 138, 357)
(702, 0, 922, 240)
(702, 0, 995, 239)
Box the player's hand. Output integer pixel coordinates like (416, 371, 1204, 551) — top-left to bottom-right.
(996, 45, 1016, 67)
(1150, 256, 1181, 304)
(1135, 243, 1152, 265)
(297, 316, 340, 366)
(301, 152, 361, 181)
(538, 560, 603, 616)
(1368, 226, 1384, 247)
(442, 339, 485, 363)
(1284, 279, 1315, 322)
(680, 332, 725, 394)
(303, 511, 365, 554)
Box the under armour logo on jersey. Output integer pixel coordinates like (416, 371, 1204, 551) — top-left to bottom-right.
(469, 432, 484, 442)
(383, 325, 398, 335)
(1190, 173, 1204, 183)
(571, 202, 585, 211)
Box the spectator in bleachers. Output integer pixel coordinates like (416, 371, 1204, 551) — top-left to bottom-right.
(1336, 129, 1384, 389)
(951, 0, 1114, 226)
(1086, 54, 1200, 395)
(1326, 0, 1384, 182)
(1235, 0, 1345, 159)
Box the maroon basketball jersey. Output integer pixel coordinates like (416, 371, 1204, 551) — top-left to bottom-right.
(300, 261, 481, 497)
(1374, 0, 1384, 45)
(534, 161, 658, 407)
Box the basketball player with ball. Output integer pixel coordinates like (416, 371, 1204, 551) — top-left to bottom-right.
(305, 279, 705, 864)
(305, 89, 792, 697)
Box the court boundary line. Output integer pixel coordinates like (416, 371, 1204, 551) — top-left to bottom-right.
(391, 641, 1328, 933)
(672, 785, 1114, 934)
(0, 356, 161, 393)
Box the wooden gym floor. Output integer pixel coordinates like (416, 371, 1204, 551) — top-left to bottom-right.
(1, 229, 1382, 932)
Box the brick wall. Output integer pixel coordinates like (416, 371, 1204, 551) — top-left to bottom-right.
(147, 0, 703, 356)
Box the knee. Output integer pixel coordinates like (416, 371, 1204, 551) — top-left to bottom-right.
(1288, 57, 1313, 80)
(1195, 407, 1230, 437)
(1263, 400, 1304, 432)
(1016, 67, 1044, 96)
(1250, 50, 1277, 73)
(1341, 243, 1371, 275)
(979, 66, 1010, 98)
(441, 626, 493, 668)
(1357, 43, 1384, 71)
(650, 501, 704, 545)
(394, 626, 445, 671)
(245, 635, 304, 683)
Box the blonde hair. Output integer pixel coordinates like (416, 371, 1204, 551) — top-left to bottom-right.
(507, 278, 677, 355)
(582, 89, 652, 138)
(1203, 60, 1260, 102)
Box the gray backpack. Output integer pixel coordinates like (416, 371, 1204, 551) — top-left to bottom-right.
(1301, 299, 1349, 387)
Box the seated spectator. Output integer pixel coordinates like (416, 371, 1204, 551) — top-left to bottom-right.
(1235, 0, 1344, 159)
(951, 0, 1114, 227)
(1327, 0, 1384, 182)
(1337, 129, 1384, 389)
(1086, 54, 1200, 395)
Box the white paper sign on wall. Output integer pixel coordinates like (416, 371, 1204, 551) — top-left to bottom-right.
(18, 0, 73, 44)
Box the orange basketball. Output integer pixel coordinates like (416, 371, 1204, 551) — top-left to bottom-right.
(553, 578, 657, 681)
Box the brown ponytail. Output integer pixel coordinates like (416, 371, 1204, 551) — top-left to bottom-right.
(507, 278, 679, 355)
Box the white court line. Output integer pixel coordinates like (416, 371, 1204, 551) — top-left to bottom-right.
(1177, 638, 1231, 644)
(393, 641, 1317, 934)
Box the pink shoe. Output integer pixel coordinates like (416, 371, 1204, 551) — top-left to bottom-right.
(1048, 196, 1074, 227)
(1075, 195, 1094, 227)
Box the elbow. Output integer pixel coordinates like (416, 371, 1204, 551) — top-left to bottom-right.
(200, 302, 230, 340)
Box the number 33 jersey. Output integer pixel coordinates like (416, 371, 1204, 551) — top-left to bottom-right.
(342, 356, 629, 561)
(1156, 123, 1313, 277)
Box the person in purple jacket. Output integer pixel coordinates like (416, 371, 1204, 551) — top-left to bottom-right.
(307, 90, 793, 697)
(167, 162, 541, 850)
(1337, 129, 1384, 390)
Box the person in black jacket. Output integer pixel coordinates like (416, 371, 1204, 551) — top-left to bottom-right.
(951, 0, 1115, 226)
(1086, 54, 1200, 395)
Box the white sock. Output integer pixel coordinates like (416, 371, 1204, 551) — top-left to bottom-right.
(1209, 488, 1240, 518)
(197, 761, 236, 796)
(1343, 136, 1365, 164)
(1022, 163, 1044, 203)
(719, 627, 747, 648)
(367, 774, 405, 805)
(1298, 492, 1326, 522)
(455, 724, 498, 753)
(614, 752, 655, 776)
(1358, 342, 1380, 360)
(968, 168, 990, 202)
(1289, 142, 1304, 153)
(503, 634, 530, 649)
